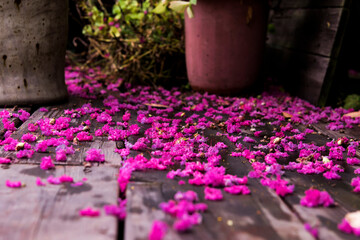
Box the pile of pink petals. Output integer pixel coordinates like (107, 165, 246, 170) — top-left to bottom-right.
(2, 66, 360, 238)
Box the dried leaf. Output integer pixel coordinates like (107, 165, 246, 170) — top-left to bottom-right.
(246, 6, 253, 24)
(343, 111, 360, 118)
(282, 112, 293, 118)
(144, 103, 169, 108)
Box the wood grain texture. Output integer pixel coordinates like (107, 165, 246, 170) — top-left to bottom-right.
(310, 122, 360, 181)
(265, 47, 331, 105)
(311, 122, 360, 141)
(273, 0, 346, 9)
(311, 122, 360, 161)
(220, 128, 360, 239)
(128, 171, 313, 240)
(208, 117, 360, 240)
(267, 8, 343, 57)
(0, 164, 119, 240)
(0, 107, 32, 137)
(0, 99, 122, 166)
(125, 182, 181, 240)
(126, 127, 313, 240)
(266, 1, 351, 106)
(281, 171, 360, 240)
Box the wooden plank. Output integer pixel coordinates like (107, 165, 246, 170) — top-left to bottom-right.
(274, 0, 346, 9)
(295, 124, 360, 185)
(0, 107, 32, 138)
(210, 111, 360, 240)
(123, 105, 312, 239)
(267, 8, 343, 57)
(311, 122, 360, 168)
(1, 98, 122, 166)
(126, 176, 313, 240)
(2, 99, 89, 165)
(125, 182, 181, 240)
(0, 164, 119, 240)
(219, 128, 360, 239)
(263, 122, 360, 200)
(311, 122, 360, 141)
(127, 130, 313, 239)
(279, 156, 360, 240)
(266, 3, 351, 106)
(101, 140, 122, 166)
(265, 47, 331, 105)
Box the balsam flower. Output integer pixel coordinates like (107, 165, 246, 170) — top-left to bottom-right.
(224, 185, 251, 195)
(0, 157, 11, 164)
(76, 131, 93, 142)
(36, 177, 46, 186)
(304, 223, 318, 239)
(104, 199, 127, 220)
(118, 167, 132, 193)
(21, 133, 37, 142)
(79, 207, 100, 217)
(47, 175, 74, 185)
(300, 188, 334, 207)
(40, 156, 54, 170)
(204, 187, 223, 201)
(85, 148, 105, 162)
(148, 221, 167, 240)
(56, 149, 67, 161)
(5, 180, 23, 188)
(16, 149, 34, 159)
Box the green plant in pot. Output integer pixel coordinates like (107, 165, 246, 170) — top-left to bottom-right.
(157, 0, 269, 95)
(77, 0, 185, 87)
(0, 0, 69, 105)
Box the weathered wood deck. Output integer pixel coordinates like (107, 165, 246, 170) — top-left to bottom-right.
(1, 82, 360, 240)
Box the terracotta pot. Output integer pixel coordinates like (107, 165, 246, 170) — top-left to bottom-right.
(0, 0, 68, 105)
(185, 0, 269, 94)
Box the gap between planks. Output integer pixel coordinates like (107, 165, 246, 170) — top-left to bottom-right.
(124, 128, 314, 240)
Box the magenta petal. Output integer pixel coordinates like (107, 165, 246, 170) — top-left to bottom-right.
(149, 221, 168, 240)
(40, 156, 54, 170)
(204, 187, 223, 201)
(5, 180, 23, 188)
(79, 207, 100, 217)
(85, 148, 105, 162)
(338, 219, 353, 234)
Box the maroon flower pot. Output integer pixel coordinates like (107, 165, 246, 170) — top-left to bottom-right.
(185, 0, 269, 95)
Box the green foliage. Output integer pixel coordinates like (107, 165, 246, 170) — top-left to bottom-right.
(78, 0, 186, 85)
(344, 94, 360, 110)
(169, 0, 197, 18)
(267, 23, 276, 34)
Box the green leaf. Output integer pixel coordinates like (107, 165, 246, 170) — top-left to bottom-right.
(109, 26, 120, 38)
(91, 6, 99, 14)
(114, 13, 122, 21)
(82, 25, 93, 36)
(267, 23, 276, 33)
(169, 1, 190, 13)
(153, 2, 167, 14)
(186, 5, 194, 18)
(112, 5, 121, 15)
(189, 0, 197, 5)
(128, 12, 144, 20)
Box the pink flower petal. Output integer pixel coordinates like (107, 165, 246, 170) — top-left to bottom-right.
(79, 207, 100, 217)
